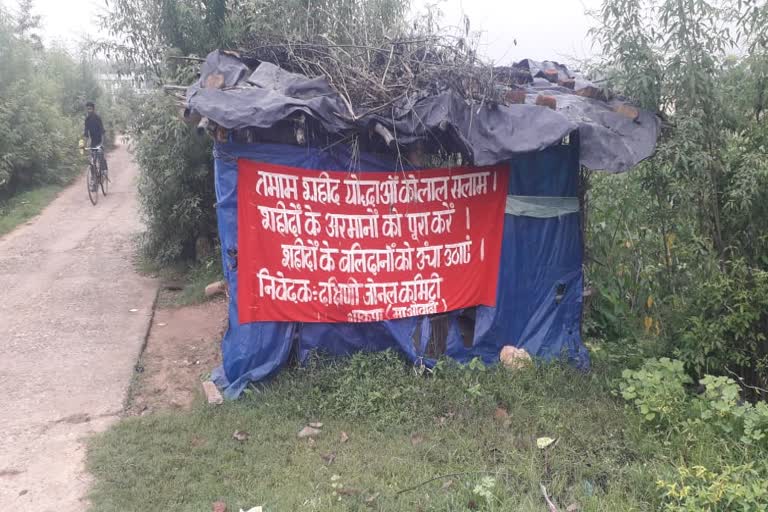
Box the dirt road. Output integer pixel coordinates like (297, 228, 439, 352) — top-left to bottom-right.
(0, 141, 157, 511)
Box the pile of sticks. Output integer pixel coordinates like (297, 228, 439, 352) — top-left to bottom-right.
(236, 32, 501, 121)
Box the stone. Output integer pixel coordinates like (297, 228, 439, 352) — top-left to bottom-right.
(202, 381, 224, 405)
(205, 281, 227, 298)
(500, 346, 532, 369)
(298, 426, 322, 438)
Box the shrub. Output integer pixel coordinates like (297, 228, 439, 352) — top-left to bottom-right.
(658, 463, 768, 512)
(131, 92, 216, 264)
(693, 375, 745, 432)
(618, 357, 692, 426)
(675, 261, 768, 394)
(0, 12, 101, 200)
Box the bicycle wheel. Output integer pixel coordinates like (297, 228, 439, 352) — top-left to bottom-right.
(100, 167, 109, 196)
(87, 164, 98, 205)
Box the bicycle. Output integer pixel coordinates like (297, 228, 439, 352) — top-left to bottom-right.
(85, 146, 109, 205)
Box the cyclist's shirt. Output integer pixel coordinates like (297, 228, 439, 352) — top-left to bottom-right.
(84, 113, 105, 147)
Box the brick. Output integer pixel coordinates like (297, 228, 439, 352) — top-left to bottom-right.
(542, 69, 559, 82)
(204, 73, 225, 89)
(535, 94, 557, 110)
(205, 280, 227, 297)
(613, 103, 640, 121)
(202, 381, 224, 405)
(575, 86, 605, 100)
(504, 89, 527, 104)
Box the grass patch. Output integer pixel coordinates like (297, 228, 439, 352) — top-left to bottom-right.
(0, 184, 64, 236)
(86, 351, 743, 512)
(134, 252, 223, 307)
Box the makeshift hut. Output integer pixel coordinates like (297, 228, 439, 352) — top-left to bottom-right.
(182, 45, 660, 398)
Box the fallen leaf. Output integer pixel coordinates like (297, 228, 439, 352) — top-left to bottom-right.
(321, 452, 336, 465)
(494, 407, 509, 421)
(536, 436, 556, 449)
(566, 504, 581, 512)
(441, 479, 455, 490)
(18, 489, 28, 496)
(410, 433, 425, 446)
(212, 501, 227, 512)
(233, 430, 250, 442)
(340, 431, 349, 443)
(309, 422, 323, 428)
(298, 426, 322, 438)
(337, 487, 361, 496)
(364, 492, 380, 504)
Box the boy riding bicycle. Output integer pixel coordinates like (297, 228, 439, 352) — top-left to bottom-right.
(81, 101, 108, 192)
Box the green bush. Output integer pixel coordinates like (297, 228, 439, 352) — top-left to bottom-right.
(658, 463, 768, 512)
(0, 10, 103, 200)
(675, 261, 768, 393)
(131, 92, 216, 264)
(743, 401, 768, 447)
(618, 358, 692, 426)
(619, 358, 768, 452)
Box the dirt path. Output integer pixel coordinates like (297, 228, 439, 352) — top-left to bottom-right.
(0, 141, 157, 511)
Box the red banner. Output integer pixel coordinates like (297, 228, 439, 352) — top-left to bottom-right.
(237, 159, 509, 324)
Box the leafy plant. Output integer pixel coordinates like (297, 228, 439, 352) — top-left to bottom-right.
(618, 358, 692, 426)
(692, 375, 745, 435)
(676, 261, 768, 396)
(742, 401, 768, 447)
(131, 92, 216, 263)
(658, 463, 768, 512)
(589, 0, 768, 391)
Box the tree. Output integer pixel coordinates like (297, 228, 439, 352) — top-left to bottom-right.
(0, 4, 105, 199)
(14, 0, 42, 49)
(97, 0, 410, 264)
(589, 0, 768, 393)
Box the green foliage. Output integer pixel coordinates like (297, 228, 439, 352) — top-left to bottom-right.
(658, 463, 768, 512)
(675, 262, 768, 392)
(100, 0, 411, 266)
(0, 5, 106, 201)
(233, 0, 409, 44)
(618, 356, 768, 507)
(131, 92, 216, 263)
(619, 358, 692, 426)
(743, 401, 768, 447)
(693, 375, 745, 435)
(691, 375, 768, 448)
(619, 358, 768, 452)
(589, 0, 768, 391)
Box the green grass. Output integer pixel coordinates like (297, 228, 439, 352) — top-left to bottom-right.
(86, 351, 740, 512)
(134, 252, 224, 307)
(0, 184, 65, 236)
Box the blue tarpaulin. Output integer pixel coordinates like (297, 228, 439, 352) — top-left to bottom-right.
(211, 140, 588, 399)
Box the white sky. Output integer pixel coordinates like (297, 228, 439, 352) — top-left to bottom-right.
(2, 0, 603, 65)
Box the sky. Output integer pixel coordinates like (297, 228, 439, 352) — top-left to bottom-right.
(2, 0, 603, 65)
